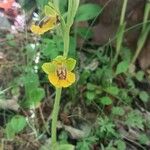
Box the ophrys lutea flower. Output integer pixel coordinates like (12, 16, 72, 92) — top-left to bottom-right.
(30, 4, 59, 35)
(42, 56, 76, 88)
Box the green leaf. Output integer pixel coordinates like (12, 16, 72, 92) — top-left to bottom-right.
(112, 107, 125, 116)
(59, 144, 75, 150)
(101, 67, 113, 87)
(5, 115, 27, 139)
(7, 41, 16, 47)
(138, 134, 149, 145)
(86, 91, 95, 101)
(79, 70, 90, 84)
(59, 0, 68, 14)
(139, 91, 149, 102)
(42, 37, 63, 59)
(125, 110, 144, 129)
(115, 140, 126, 150)
(77, 27, 93, 39)
(36, 0, 49, 9)
(98, 117, 116, 136)
(42, 39, 58, 57)
(116, 60, 129, 75)
(100, 96, 112, 105)
(24, 88, 45, 108)
(104, 86, 119, 96)
(53, 36, 64, 54)
(5, 123, 15, 139)
(126, 77, 135, 89)
(121, 47, 132, 63)
(10, 116, 26, 133)
(87, 83, 95, 91)
(75, 4, 101, 22)
(42, 62, 56, 74)
(66, 58, 76, 71)
(135, 71, 144, 81)
(76, 136, 97, 150)
(22, 73, 40, 89)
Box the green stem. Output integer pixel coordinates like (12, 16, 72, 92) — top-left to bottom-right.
(131, 2, 150, 65)
(63, 0, 79, 58)
(113, 23, 126, 65)
(131, 25, 150, 64)
(142, 2, 150, 32)
(63, 26, 70, 57)
(53, 0, 59, 11)
(120, 0, 128, 26)
(50, 0, 79, 148)
(63, 0, 72, 58)
(51, 88, 62, 148)
(113, 0, 128, 65)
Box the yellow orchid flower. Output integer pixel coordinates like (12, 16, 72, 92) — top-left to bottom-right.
(30, 16, 58, 35)
(30, 4, 59, 35)
(42, 56, 76, 88)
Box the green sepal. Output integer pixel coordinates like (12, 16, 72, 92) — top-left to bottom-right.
(44, 5, 57, 16)
(42, 62, 56, 74)
(54, 55, 65, 62)
(52, 55, 76, 71)
(66, 58, 76, 71)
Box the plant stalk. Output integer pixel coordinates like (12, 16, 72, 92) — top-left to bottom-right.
(63, 0, 79, 57)
(51, 88, 62, 148)
(120, 0, 128, 26)
(53, 0, 59, 11)
(142, 2, 150, 32)
(131, 25, 150, 64)
(51, 0, 79, 148)
(63, 27, 70, 57)
(113, 0, 128, 65)
(131, 2, 150, 65)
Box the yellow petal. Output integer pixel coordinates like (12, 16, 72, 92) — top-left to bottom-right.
(59, 80, 71, 88)
(30, 16, 57, 35)
(30, 24, 44, 35)
(48, 72, 75, 88)
(66, 71, 76, 84)
(55, 72, 75, 88)
(42, 16, 57, 30)
(48, 73, 60, 87)
(59, 72, 75, 88)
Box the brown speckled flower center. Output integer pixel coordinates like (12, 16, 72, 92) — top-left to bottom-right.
(56, 66, 67, 80)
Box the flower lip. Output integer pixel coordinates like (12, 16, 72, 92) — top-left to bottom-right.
(56, 66, 67, 80)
